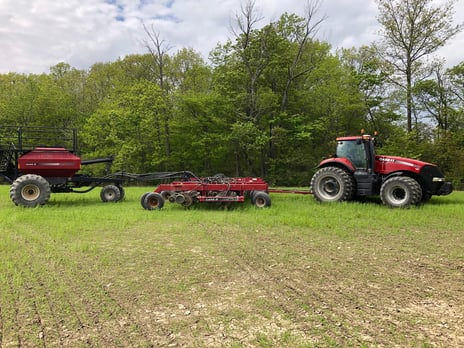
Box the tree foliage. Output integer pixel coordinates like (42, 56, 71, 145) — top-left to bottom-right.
(376, 0, 462, 132)
(0, 1, 463, 188)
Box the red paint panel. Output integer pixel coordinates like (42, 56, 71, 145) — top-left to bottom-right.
(18, 147, 81, 177)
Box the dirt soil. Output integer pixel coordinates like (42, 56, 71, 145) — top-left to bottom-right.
(1, 221, 463, 347)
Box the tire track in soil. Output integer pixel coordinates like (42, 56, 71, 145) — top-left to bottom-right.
(37, 255, 155, 347)
(2, 258, 88, 347)
(2, 235, 98, 347)
(26, 261, 99, 347)
(235, 249, 355, 341)
(6, 232, 155, 348)
(22, 280, 47, 348)
(212, 227, 464, 347)
(5, 272, 23, 347)
(0, 305, 2, 347)
(244, 241, 398, 346)
(207, 225, 359, 344)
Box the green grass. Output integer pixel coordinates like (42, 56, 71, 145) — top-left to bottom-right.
(0, 185, 463, 347)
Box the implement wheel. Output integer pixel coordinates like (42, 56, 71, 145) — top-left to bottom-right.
(253, 191, 271, 208)
(142, 192, 165, 210)
(100, 185, 122, 202)
(10, 174, 51, 207)
(311, 167, 354, 203)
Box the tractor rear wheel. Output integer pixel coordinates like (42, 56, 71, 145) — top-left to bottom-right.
(100, 185, 122, 202)
(10, 174, 51, 207)
(311, 167, 354, 203)
(142, 192, 165, 210)
(380, 176, 422, 208)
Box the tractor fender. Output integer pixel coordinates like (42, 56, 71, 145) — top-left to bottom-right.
(381, 170, 418, 183)
(381, 170, 426, 190)
(318, 158, 356, 173)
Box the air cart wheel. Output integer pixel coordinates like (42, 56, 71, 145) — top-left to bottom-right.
(117, 185, 125, 201)
(253, 191, 271, 208)
(100, 185, 122, 202)
(10, 174, 51, 207)
(142, 192, 165, 210)
(380, 176, 422, 208)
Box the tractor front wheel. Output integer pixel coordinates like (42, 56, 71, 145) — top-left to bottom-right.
(380, 176, 422, 208)
(311, 167, 354, 203)
(10, 174, 51, 207)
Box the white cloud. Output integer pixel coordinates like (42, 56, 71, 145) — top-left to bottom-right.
(0, 0, 462, 74)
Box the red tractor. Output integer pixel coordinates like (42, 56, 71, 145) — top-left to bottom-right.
(310, 133, 453, 208)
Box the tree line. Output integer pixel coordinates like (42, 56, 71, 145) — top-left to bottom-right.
(1, 0, 463, 188)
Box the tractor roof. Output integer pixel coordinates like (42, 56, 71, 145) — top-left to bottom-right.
(336, 135, 373, 141)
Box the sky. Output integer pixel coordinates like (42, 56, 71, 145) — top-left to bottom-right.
(0, 0, 463, 74)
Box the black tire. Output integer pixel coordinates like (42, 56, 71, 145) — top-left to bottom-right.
(10, 174, 51, 207)
(140, 192, 151, 208)
(380, 176, 422, 208)
(142, 192, 165, 210)
(253, 191, 271, 208)
(310, 167, 355, 203)
(117, 185, 125, 201)
(160, 191, 172, 201)
(182, 194, 193, 208)
(249, 190, 257, 204)
(100, 185, 122, 202)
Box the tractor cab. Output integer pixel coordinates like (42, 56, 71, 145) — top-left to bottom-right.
(335, 134, 377, 172)
(333, 134, 379, 196)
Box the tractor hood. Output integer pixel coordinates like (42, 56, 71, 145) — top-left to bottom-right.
(375, 155, 439, 176)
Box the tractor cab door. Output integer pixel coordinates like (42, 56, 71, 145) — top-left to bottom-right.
(336, 138, 378, 196)
(336, 139, 369, 169)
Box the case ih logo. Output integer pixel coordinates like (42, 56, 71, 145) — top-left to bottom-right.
(378, 156, 419, 169)
(23, 162, 76, 166)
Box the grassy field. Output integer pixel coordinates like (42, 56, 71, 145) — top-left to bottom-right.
(0, 185, 463, 347)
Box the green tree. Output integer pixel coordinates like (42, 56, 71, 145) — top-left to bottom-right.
(413, 62, 455, 134)
(376, 0, 462, 132)
(82, 80, 168, 173)
(170, 48, 212, 93)
(448, 61, 464, 115)
(0, 67, 87, 129)
(209, 1, 371, 184)
(338, 45, 401, 135)
(170, 91, 235, 175)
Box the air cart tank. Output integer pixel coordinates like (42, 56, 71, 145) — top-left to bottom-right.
(18, 147, 81, 177)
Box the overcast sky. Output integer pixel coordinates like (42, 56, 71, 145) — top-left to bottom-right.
(1, 0, 463, 74)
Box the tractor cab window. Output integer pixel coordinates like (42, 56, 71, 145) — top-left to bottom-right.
(336, 140, 367, 169)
